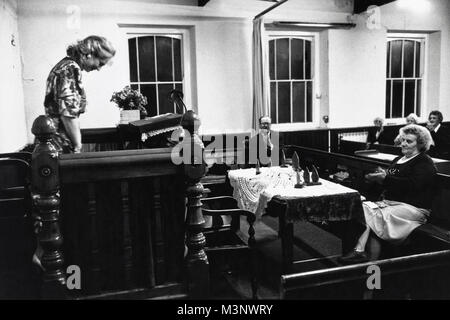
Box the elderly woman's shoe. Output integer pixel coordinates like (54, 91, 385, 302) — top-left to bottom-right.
(338, 250, 369, 264)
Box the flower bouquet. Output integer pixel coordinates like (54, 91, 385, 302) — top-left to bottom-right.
(111, 86, 148, 122)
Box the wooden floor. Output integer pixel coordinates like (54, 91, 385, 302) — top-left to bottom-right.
(208, 215, 345, 300)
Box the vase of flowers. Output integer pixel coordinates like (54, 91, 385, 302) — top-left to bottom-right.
(111, 86, 148, 124)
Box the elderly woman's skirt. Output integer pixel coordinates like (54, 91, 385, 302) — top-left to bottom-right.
(363, 200, 429, 243)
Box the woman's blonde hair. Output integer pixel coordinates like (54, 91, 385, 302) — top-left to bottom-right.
(67, 35, 116, 61)
(398, 124, 434, 152)
(406, 113, 419, 124)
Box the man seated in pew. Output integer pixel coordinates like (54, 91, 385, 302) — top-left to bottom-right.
(340, 124, 437, 264)
(426, 110, 450, 160)
(366, 117, 391, 149)
(244, 116, 280, 167)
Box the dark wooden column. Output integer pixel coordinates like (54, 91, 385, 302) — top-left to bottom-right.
(180, 111, 209, 298)
(31, 116, 66, 298)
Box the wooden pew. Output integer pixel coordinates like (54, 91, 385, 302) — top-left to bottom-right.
(279, 145, 450, 299)
(339, 139, 402, 156)
(281, 249, 450, 299)
(30, 112, 208, 299)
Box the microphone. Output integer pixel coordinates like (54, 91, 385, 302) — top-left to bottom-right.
(169, 90, 188, 114)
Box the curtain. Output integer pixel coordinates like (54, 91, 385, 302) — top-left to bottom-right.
(252, 18, 270, 132)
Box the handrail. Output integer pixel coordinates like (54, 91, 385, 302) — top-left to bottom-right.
(281, 249, 450, 296)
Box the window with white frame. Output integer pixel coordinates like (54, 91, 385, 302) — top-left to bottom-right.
(386, 34, 426, 119)
(267, 32, 318, 126)
(127, 29, 190, 117)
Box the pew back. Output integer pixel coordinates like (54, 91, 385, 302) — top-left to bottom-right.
(281, 249, 450, 299)
(57, 149, 186, 297)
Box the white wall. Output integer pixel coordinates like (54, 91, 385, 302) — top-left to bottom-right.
(380, 0, 450, 122)
(16, 0, 355, 141)
(324, 0, 450, 128)
(0, 0, 28, 152)
(13, 0, 450, 141)
(328, 18, 387, 128)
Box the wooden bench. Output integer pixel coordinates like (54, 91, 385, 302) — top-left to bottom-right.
(281, 249, 450, 299)
(278, 145, 450, 299)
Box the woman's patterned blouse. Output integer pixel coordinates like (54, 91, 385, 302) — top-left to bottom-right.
(44, 57, 86, 118)
(43, 57, 86, 153)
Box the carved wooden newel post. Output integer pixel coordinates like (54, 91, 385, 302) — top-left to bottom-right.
(180, 110, 209, 298)
(31, 116, 66, 298)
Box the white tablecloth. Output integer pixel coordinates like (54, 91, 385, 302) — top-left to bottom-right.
(228, 166, 360, 219)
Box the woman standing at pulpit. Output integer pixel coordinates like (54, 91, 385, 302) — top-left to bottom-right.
(44, 35, 115, 153)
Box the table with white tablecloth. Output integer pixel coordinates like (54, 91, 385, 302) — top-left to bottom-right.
(228, 166, 364, 271)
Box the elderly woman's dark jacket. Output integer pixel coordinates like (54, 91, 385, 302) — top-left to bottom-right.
(383, 152, 437, 209)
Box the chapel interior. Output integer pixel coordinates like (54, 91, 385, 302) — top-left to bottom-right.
(1, 0, 450, 300)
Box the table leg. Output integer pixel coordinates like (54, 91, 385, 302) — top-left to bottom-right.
(279, 212, 294, 273)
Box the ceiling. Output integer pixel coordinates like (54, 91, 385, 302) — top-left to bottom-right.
(199, 0, 398, 14)
(353, 0, 397, 13)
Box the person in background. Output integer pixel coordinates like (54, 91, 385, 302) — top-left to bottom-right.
(44, 35, 116, 153)
(244, 116, 276, 167)
(339, 124, 437, 264)
(426, 110, 450, 159)
(394, 113, 421, 146)
(406, 113, 420, 125)
(367, 117, 390, 148)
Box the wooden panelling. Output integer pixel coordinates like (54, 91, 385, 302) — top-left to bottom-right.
(59, 172, 186, 296)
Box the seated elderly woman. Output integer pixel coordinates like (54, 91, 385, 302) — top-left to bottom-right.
(340, 124, 437, 264)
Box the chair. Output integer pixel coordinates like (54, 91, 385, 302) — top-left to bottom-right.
(201, 196, 258, 299)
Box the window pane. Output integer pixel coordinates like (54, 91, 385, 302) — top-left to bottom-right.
(270, 82, 277, 123)
(173, 38, 182, 81)
(392, 80, 403, 118)
(415, 41, 421, 78)
(386, 41, 391, 77)
(305, 40, 311, 79)
(403, 40, 415, 78)
(277, 82, 291, 123)
(131, 84, 138, 90)
(158, 84, 176, 114)
(138, 36, 155, 82)
(140, 84, 157, 117)
(416, 80, 421, 116)
(128, 38, 138, 82)
(292, 82, 305, 122)
(269, 40, 275, 80)
(390, 40, 402, 78)
(385, 80, 391, 118)
(306, 81, 312, 122)
(404, 79, 415, 116)
(276, 38, 289, 80)
(156, 36, 173, 82)
(291, 39, 304, 80)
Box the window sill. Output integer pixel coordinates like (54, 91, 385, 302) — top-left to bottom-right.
(271, 123, 325, 132)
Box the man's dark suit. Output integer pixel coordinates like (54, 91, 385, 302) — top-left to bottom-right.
(428, 124, 450, 159)
(367, 127, 391, 146)
(244, 132, 282, 167)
